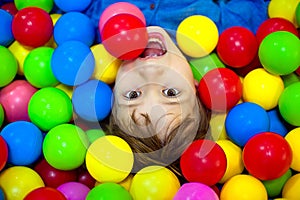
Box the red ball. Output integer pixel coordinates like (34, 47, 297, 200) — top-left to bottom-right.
(180, 139, 227, 186)
(242, 132, 292, 181)
(101, 13, 148, 60)
(256, 17, 298, 45)
(198, 68, 242, 112)
(1, 2, 18, 16)
(77, 167, 96, 189)
(34, 159, 78, 188)
(12, 7, 53, 48)
(24, 187, 67, 200)
(217, 26, 258, 68)
(0, 136, 8, 171)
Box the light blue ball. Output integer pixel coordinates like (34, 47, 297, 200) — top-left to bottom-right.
(54, 12, 95, 46)
(0, 9, 14, 46)
(225, 102, 270, 146)
(51, 40, 95, 86)
(0, 121, 43, 166)
(72, 79, 113, 122)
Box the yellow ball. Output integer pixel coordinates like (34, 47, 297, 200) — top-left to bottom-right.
(91, 44, 122, 84)
(268, 0, 299, 27)
(55, 83, 73, 99)
(130, 166, 180, 200)
(85, 135, 134, 183)
(217, 139, 244, 184)
(0, 166, 44, 200)
(8, 41, 32, 75)
(243, 68, 284, 110)
(45, 14, 62, 48)
(282, 173, 300, 199)
(176, 15, 219, 58)
(209, 112, 228, 140)
(220, 174, 268, 200)
(285, 127, 300, 172)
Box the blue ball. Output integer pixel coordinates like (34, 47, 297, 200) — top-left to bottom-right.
(225, 102, 270, 146)
(54, 0, 92, 12)
(267, 108, 288, 137)
(0, 121, 43, 166)
(54, 11, 95, 46)
(72, 79, 113, 122)
(0, 9, 14, 46)
(0, 188, 4, 200)
(51, 40, 95, 86)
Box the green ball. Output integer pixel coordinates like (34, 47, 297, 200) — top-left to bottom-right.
(279, 82, 300, 126)
(263, 169, 292, 198)
(282, 73, 300, 88)
(0, 104, 4, 128)
(0, 45, 17, 87)
(86, 129, 105, 143)
(258, 31, 300, 75)
(28, 87, 73, 131)
(14, 0, 54, 13)
(86, 183, 132, 200)
(296, 2, 300, 27)
(43, 123, 89, 170)
(189, 52, 225, 82)
(24, 47, 58, 88)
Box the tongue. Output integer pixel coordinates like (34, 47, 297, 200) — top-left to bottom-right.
(140, 42, 166, 58)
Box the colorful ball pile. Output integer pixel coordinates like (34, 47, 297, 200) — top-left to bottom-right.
(0, 0, 300, 200)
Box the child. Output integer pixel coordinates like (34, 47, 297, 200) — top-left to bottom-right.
(104, 26, 210, 175)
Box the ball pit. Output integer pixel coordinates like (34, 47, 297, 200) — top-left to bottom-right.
(0, 0, 300, 199)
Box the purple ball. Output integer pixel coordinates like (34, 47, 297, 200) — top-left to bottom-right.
(173, 182, 219, 200)
(57, 182, 90, 200)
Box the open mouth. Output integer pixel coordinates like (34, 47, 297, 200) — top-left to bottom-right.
(140, 32, 167, 58)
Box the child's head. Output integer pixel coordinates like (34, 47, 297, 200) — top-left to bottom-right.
(109, 26, 209, 173)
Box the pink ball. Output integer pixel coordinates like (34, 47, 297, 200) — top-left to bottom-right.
(57, 182, 90, 200)
(173, 182, 219, 200)
(0, 80, 37, 122)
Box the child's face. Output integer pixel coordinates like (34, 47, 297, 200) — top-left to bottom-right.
(112, 26, 200, 141)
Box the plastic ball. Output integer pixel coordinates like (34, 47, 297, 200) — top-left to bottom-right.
(198, 68, 242, 112)
(101, 13, 148, 60)
(243, 132, 292, 180)
(209, 112, 228, 141)
(8, 40, 32, 75)
(268, 109, 288, 137)
(28, 87, 73, 131)
(12, 7, 53, 48)
(43, 124, 89, 170)
(54, 12, 95, 46)
(55, 83, 73, 99)
(91, 44, 121, 84)
(57, 182, 90, 200)
(216, 139, 244, 184)
(216, 26, 258, 68)
(0, 80, 37, 122)
(14, 0, 54, 12)
(258, 31, 300, 75)
(0, 105, 3, 128)
(176, 15, 219, 58)
(24, 187, 66, 200)
(0, 136, 8, 171)
(225, 102, 270, 146)
(268, 0, 299, 27)
(262, 168, 292, 198)
(285, 127, 300, 171)
(0, 9, 14, 46)
(220, 174, 268, 200)
(76, 167, 96, 189)
(99, 2, 146, 34)
(24, 47, 58, 88)
(86, 129, 105, 143)
(256, 17, 298, 45)
(1, 2, 18, 16)
(129, 166, 180, 200)
(72, 79, 113, 122)
(189, 53, 225, 82)
(180, 139, 227, 186)
(54, 0, 91, 12)
(282, 72, 300, 87)
(0, 166, 45, 200)
(86, 182, 132, 200)
(85, 135, 133, 183)
(296, 2, 300, 27)
(278, 82, 300, 126)
(282, 173, 300, 199)
(34, 158, 78, 188)
(51, 40, 95, 86)
(242, 68, 284, 110)
(173, 182, 219, 200)
(0, 45, 18, 87)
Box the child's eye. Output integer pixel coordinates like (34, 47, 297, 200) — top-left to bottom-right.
(162, 88, 180, 97)
(124, 90, 142, 99)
